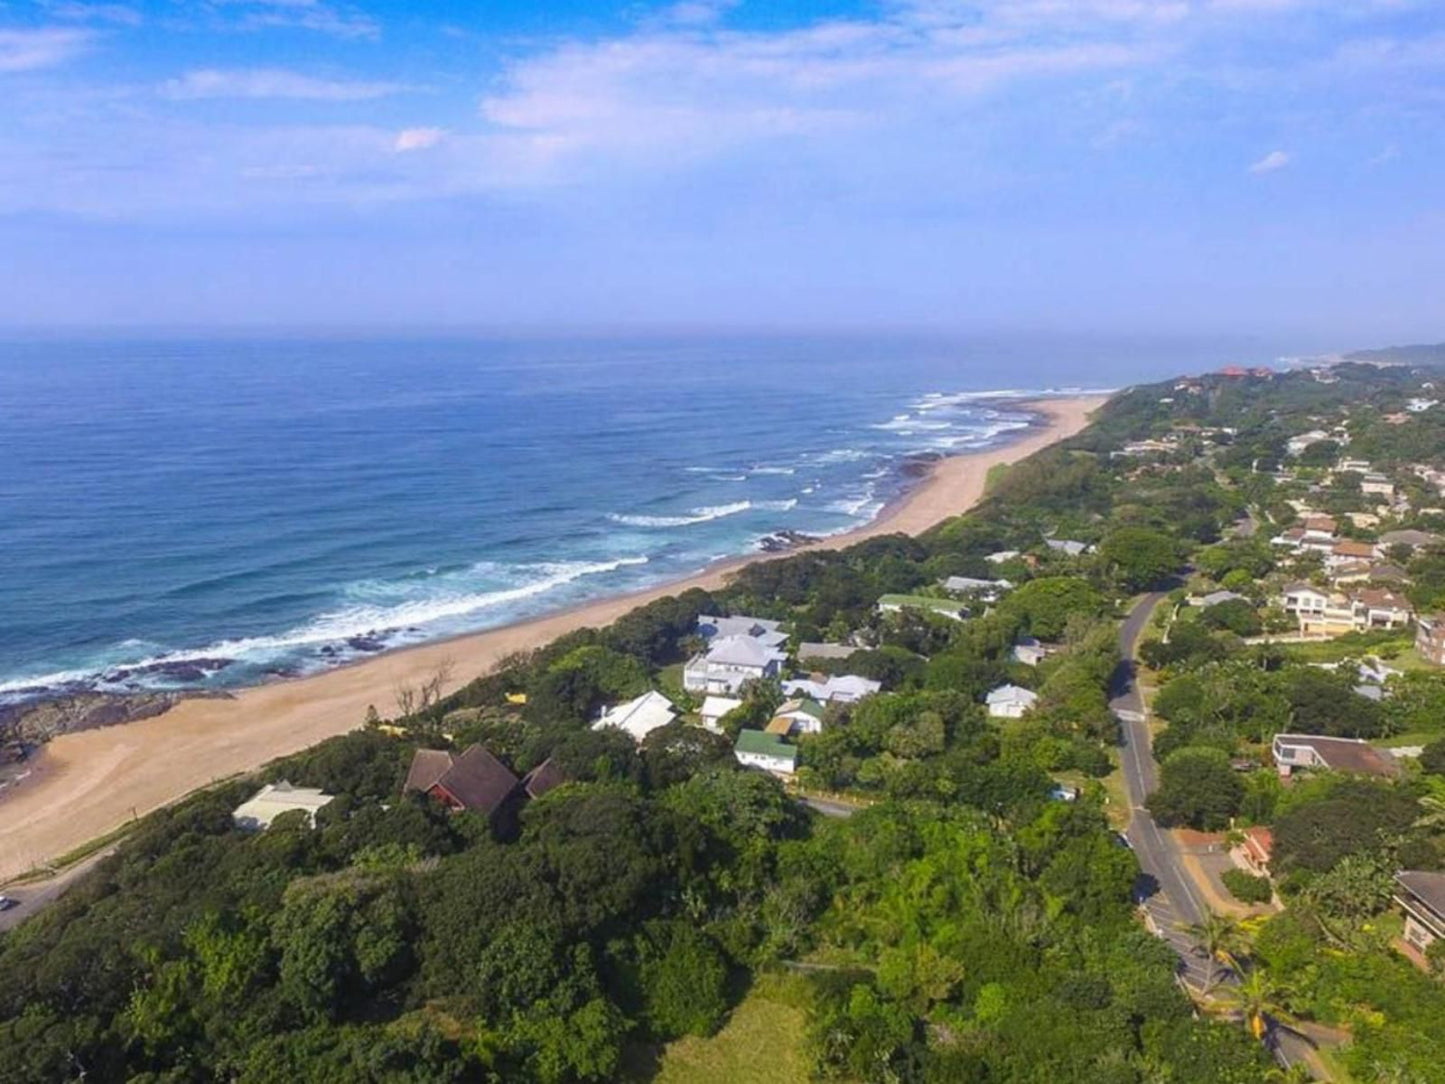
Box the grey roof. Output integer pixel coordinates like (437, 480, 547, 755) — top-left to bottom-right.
(1397, 870, 1445, 921)
(1379, 529, 1439, 548)
(706, 635, 784, 668)
(698, 614, 786, 646)
(1045, 539, 1089, 556)
(1197, 590, 1247, 607)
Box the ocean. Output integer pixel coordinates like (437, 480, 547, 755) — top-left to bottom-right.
(0, 333, 1287, 700)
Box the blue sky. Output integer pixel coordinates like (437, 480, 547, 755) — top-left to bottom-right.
(1, 0, 1442, 341)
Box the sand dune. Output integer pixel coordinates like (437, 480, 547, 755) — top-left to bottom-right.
(0, 395, 1104, 881)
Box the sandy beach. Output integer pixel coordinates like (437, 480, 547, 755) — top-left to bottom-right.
(0, 394, 1105, 881)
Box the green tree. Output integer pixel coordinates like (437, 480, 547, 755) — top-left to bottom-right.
(1146, 746, 1245, 830)
(1099, 527, 1184, 590)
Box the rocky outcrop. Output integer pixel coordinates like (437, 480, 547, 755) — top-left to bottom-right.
(0, 690, 230, 747)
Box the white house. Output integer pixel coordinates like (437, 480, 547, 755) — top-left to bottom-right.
(1045, 538, 1091, 557)
(765, 698, 826, 736)
(1011, 637, 1051, 667)
(1406, 398, 1439, 413)
(1270, 733, 1397, 777)
(1360, 473, 1396, 498)
(985, 550, 1021, 564)
(699, 695, 742, 732)
(782, 674, 882, 703)
(233, 781, 334, 831)
(943, 576, 1014, 602)
(1286, 430, 1332, 456)
(734, 729, 798, 775)
(986, 684, 1039, 719)
(684, 635, 787, 695)
(594, 690, 677, 743)
(696, 614, 787, 648)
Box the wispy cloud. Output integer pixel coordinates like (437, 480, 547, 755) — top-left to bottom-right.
(0, 26, 94, 72)
(209, 0, 378, 40)
(161, 68, 410, 101)
(1248, 148, 1291, 173)
(45, 2, 142, 25)
(393, 127, 444, 153)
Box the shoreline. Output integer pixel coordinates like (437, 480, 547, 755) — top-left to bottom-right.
(0, 394, 1105, 882)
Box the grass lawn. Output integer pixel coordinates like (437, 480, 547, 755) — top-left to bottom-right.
(641, 972, 813, 1084)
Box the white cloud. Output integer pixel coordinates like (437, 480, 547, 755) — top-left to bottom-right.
(0, 26, 93, 72)
(211, 0, 379, 40)
(1248, 148, 1290, 173)
(161, 68, 409, 101)
(45, 2, 142, 25)
(393, 127, 444, 152)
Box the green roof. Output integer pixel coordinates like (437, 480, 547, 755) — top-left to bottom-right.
(735, 729, 798, 762)
(779, 698, 825, 719)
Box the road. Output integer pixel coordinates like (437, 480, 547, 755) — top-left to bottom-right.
(1111, 592, 1217, 989)
(1112, 593, 1318, 1074)
(0, 846, 117, 934)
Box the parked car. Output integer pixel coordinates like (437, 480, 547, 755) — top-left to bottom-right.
(0, 896, 17, 912)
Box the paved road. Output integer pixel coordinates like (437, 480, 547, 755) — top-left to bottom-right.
(1111, 592, 1218, 990)
(0, 847, 116, 934)
(1112, 593, 1318, 1073)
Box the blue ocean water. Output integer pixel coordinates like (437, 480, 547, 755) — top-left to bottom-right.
(0, 334, 1286, 699)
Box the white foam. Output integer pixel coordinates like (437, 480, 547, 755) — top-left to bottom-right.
(0, 556, 652, 694)
(748, 466, 796, 475)
(755, 498, 798, 511)
(607, 501, 753, 528)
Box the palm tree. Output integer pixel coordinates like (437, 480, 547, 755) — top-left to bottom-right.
(1222, 968, 1296, 1043)
(1186, 911, 1246, 994)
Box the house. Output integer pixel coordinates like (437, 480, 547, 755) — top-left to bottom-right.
(797, 641, 856, 663)
(1303, 514, 1338, 539)
(1279, 583, 1410, 637)
(1338, 458, 1374, 474)
(985, 550, 1021, 564)
(1193, 590, 1247, 608)
(696, 614, 787, 648)
(1011, 636, 1052, 667)
(876, 595, 969, 621)
(520, 758, 566, 800)
(1416, 614, 1445, 666)
(404, 745, 520, 816)
(1286, 430, 1331, 456)
(1379, 529, 1440, 551)
(1347, 512, 1381, 529)
(684, 635, 787, 695)
(943, 575, 1014, 602)
(1328, 539, 1381, 569)
(1270, 734, 1398, 778)
(986, 684, 1039, 719)
(765, 698, 826, 736)
(1406, 397, 1439, 413)
(1044, 538, 1091, 557)
(1360, 473, 1396, 498)
(1395, 871, 1445, 956)
(594, 689, 678, 742)
(1049, 783, 1079, 802)
(782, 673, 882, 703)
(734, 729, 798, 775)
(1230, 826, 1274, 879)
(699, 695, 743, 731)
(1352, 587, 1413, 630)
(232, 781, 334, 831)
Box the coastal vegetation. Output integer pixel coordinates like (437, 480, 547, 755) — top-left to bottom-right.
(8, 358, 1445, 1081)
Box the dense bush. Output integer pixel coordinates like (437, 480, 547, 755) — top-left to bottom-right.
(1222, 868, 1272, 904)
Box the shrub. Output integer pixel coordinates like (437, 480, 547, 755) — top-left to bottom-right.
(1221, 868, 1272, 904)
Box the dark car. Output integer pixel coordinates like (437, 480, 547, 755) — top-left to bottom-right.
(0, 896, 18, 912)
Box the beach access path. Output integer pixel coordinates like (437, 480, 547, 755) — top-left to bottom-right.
(0, 395, 1105, 883)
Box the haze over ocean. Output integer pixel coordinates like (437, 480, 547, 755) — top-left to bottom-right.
(0, 333, 1298, 698)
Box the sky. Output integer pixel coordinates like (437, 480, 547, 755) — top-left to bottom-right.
(0, 0, 1442, 341)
